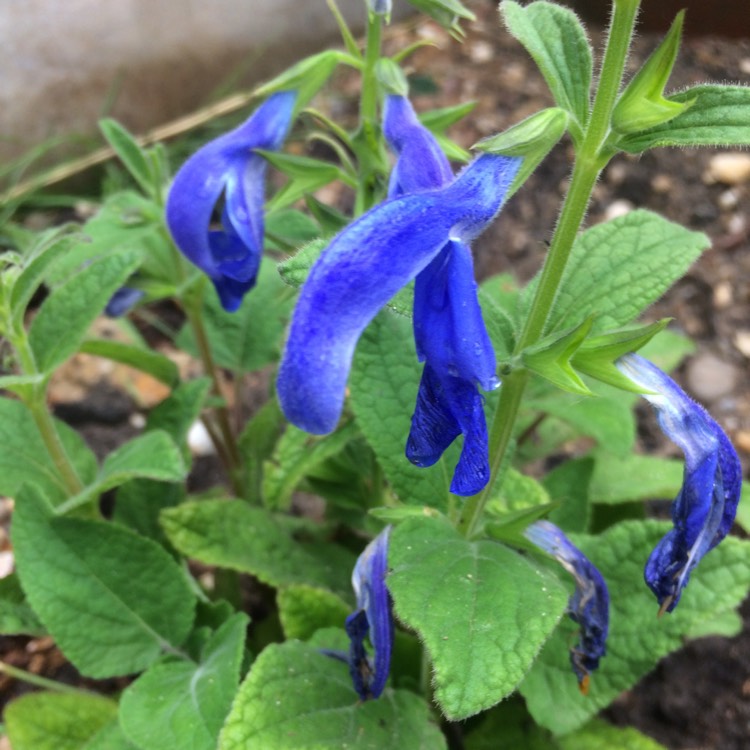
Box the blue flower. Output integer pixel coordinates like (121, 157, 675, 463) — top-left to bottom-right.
(617, 353, 742, 614)
(104, 286, 144, 317)
(345, 527, 393, 700)
(524, 520, 609, 693)
(165, 91, 296, 312)
(278, 93, 519, 495)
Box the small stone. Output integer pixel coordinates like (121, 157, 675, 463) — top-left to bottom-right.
(734, 430, 750, 455)
(713, 281, 733, 309)
(651, 174, 673, 193)
(603, 199, 634, 221)
(734, 330, 750, 358)
(469, 40, 494, 64)
(188, 420, 216, 456)
(685, 352, 739, 402)
(717, 188, 739, 211)
(706, 152, 750, 185)
(726, 213, 747, 235)
(740, 58, 750, 75)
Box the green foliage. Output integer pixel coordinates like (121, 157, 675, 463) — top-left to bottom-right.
(99, 118, 159, 198)
(218, 640, 447, 750)
(5, 692, 119, 750)
(388, 516, 568, 719)
(521, 521, 750, 735)
(78, 338, 180, 388)
(277, 585, 351, 640)
(13, 485, 196, 678)
(0, 574, 45, 636)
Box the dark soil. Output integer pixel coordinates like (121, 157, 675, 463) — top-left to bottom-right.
(4, 3, 750, 748)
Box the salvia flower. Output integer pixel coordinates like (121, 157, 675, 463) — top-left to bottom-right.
(104, 286, 144, 317)
(165, 91, 296, 312)
(344, 526, 393, 700)
(384, 94, 503, 495)
(524, 520, 609, 693)
(617, 353, 742, 614)
(278, 94, 519, 496)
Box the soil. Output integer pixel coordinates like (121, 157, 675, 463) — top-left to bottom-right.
(3, 3, 750, 748)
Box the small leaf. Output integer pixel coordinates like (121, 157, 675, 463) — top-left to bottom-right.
(589, 452, 684, 504)
(264, 209, 320, 250)
(388, 516, 568, 719)
(277, 585, 350, 640)
(619, 85, 750, 152)
(99, 118, 155, 195)
(79, 338, 180, 387)
(501, 1, 592, 133)
(0, 574, 45, 636)
(29, 250, 140, 373)
(120, 612, 249, 750)
(543, 457, 593, 533)
(5, 692, 118, 750)
(407, 0, 475, 38)
(559, 719, 668, 750)
(12, 485, 196, 678)
(161, 499, 355, 597)
(218, 640, 447, 750)
(521, 521, 750, 735)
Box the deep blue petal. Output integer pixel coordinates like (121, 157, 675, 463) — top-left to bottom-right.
(346, 527, 393, 700)
(406, 364, 490, 496)
(524, 520, 609, 692)
(278, 153, 521, 433)
(617, 353, 742, 613)
(165, 91, 295, 310)
(104, 286, 144, 317)
(383, 94, 452, 194)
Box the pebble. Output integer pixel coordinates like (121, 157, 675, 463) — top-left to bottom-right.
(603, 199, 634, 221)
(469, 40, 494, 64)
(734, 430, 750, 455)
(740, 57, 750, 75)
(713, 281, 733, 309)
(187, 420, 216, 456)
(734, 330, 750, 358)
(706, 152, 750, 185)
(651, 174, 673, 193)
(685, 352, 740, 402)
(717, 188, 740, 211)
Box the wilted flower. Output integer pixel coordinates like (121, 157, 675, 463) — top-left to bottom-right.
(278, 94, 519, 495)
(524, 520, 609, 693)
(617, 353, 741, 614)
(345, 527, 393, 700)
(165, 91, 296, 311)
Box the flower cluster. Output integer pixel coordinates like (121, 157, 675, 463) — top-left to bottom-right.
(617, 353, 742, 614)
(166, 91, 296, 311)
(277, 94, 520, 495)
(524, 520, 609, 693)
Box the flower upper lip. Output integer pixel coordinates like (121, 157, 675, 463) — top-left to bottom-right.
(165, 90, 296, 311)
(617, 353, 742, 614)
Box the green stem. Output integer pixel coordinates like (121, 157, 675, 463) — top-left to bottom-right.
(457, 0, 641, 538)
(0, 661, 90, 695)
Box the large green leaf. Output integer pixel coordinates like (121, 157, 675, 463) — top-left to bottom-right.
(277, 585, 351, 641)
(350, 311, 455, 510)
(161, 499, 354, 597)
(12, 485, 196, 678)
(120, 613, 249, 750)
(589, 452, 684, 504)
(0, 398, 97, 503)
(218, 640, 447, 750)
(388, 517, 568, 719)
(521, 521, 750, 734)
(501, 1, 592, 131)
(29, 250, 140, 373)
(5, 692, 118, 750)
(177, 258, 293, 373)
(521, 210, 709, 334)
(620, 85, 750, 152)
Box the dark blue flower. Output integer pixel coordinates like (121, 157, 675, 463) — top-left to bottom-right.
(165, 91, 296, 312)
(277, 94, 519, 495)
(524, 520, 609, 693)
(617, 353, 742, 614)
(344, 526, 393, 700)
(104, 286, 145, 317)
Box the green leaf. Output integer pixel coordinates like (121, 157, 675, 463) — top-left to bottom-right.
(476, 107, 569, 197)
(521, 318, 593, 395)
(559, 719, 667, 750)
(277, 585, 350, 640)
(543, 457, 593, 533)
(589, 452, 684, 504)
(263, 420, 359, 509)
(120, 612, 249, 750)
(619, 85, 750, 152)
(277, 238, 327, 288)
(86, 721, 139, 750)
(419, 101, 476, 133)
(0, 574, 44, 635)
(29, 250, 140, 373)
(12, 485, 196, 678)
(350, 312, 454, 510)
(99, 118, 155, 196)
(178, 258, 293, 373)
(464, 697, 557, 750)
(388, 517, 568, 719)
(264, 209, 320, 250)
(79, 338, 179, 387)
(0, 398, 97, 503)
(521, 521, 750, 734)
(5, 692, 118, 750)
(501, 1, 592, 132)
(489, 466, 551, 513)
(239, 395, 286, 503)
(612, 12, 689, 135)
(113, 478, 184, 546)
(218, 640, 447, 750)
(523, 210, 709, 333)
(161, 499, 355, 597)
